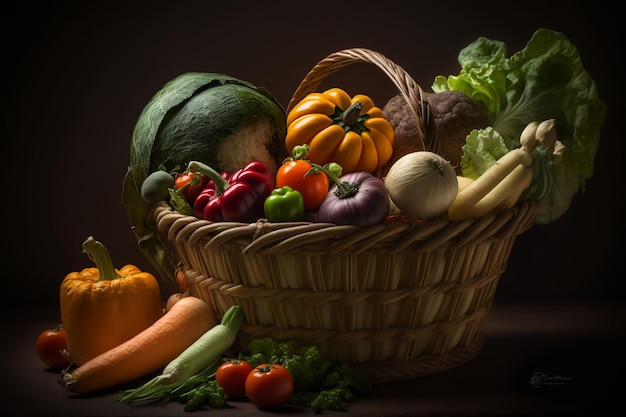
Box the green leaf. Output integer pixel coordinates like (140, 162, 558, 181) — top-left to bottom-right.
(433, 28, 607, 223)
(460, 127, 509, 180)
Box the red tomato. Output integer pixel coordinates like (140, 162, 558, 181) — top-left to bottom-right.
(276, 160, 329, 211)
(215, 358, 253, 398)
(245, 363, 294, 409)
(174, 172, 209, 204)
(35, 325, 70, 369)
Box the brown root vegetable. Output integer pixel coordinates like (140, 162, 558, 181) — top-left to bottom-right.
(381, 91, 489, 175)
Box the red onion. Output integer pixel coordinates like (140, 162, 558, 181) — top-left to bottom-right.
(317, 172, 390, 227)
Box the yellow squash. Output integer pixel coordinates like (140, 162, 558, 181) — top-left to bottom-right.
(286, 88, 394, 174)
(60, 236, 163, 366)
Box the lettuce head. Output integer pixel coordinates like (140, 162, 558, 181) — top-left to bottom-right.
(433, 29, 607, 224)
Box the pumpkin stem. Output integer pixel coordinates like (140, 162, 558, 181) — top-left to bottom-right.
(82, 236, 121, 281)
(342, 102, 362, 127)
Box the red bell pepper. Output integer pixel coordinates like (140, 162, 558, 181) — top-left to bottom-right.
(189, 160, 274, 222)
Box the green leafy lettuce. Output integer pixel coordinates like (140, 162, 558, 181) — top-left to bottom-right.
(433, 28, 606, 224)
(460, 127, 509, 180)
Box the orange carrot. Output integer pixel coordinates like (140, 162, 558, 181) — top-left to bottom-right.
(60, 296, 217, 394)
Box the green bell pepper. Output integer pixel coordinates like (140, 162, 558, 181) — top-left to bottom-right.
(264, 186, 304, 222)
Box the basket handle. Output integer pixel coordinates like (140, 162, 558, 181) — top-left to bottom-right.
(287, 48, 430, 151)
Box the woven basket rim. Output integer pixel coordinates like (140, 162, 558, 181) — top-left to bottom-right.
(155, 199, 540, 256)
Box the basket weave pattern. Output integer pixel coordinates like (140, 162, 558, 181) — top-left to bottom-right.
(154, 48, 540, 383)
(155, 198, 538, 382)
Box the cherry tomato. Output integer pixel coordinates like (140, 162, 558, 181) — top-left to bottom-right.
(35, 324, 70, 369)
(215, 358, 253, 398)
(276, 160, 329, 211)
(245, 363, 294, 409)
(174, 172, 209, 204)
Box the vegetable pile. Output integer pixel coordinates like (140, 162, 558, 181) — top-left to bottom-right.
(139, 29, 605, 249)
(37, 27, 607, 415)
(53, 242, 370, 412)
(125, 28, 607, 304)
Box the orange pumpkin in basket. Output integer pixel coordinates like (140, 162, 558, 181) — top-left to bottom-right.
(285, 87, 394, 174)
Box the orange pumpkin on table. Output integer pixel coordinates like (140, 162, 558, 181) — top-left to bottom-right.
(59, 236, 163, 366)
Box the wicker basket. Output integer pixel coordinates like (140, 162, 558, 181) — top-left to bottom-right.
(154, 48, 540, 383)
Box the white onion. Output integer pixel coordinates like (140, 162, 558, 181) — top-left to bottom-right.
(384, 151, 458, 220)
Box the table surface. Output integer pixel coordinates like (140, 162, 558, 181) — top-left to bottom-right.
(5, 303, 624, 417)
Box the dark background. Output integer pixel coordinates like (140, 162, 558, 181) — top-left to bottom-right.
(3, 1, 625, 416)
(4, 1, 622, 315)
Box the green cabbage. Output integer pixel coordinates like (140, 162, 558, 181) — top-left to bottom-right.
(121, 73, 287, 298)
(433, 28, 607, 224)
